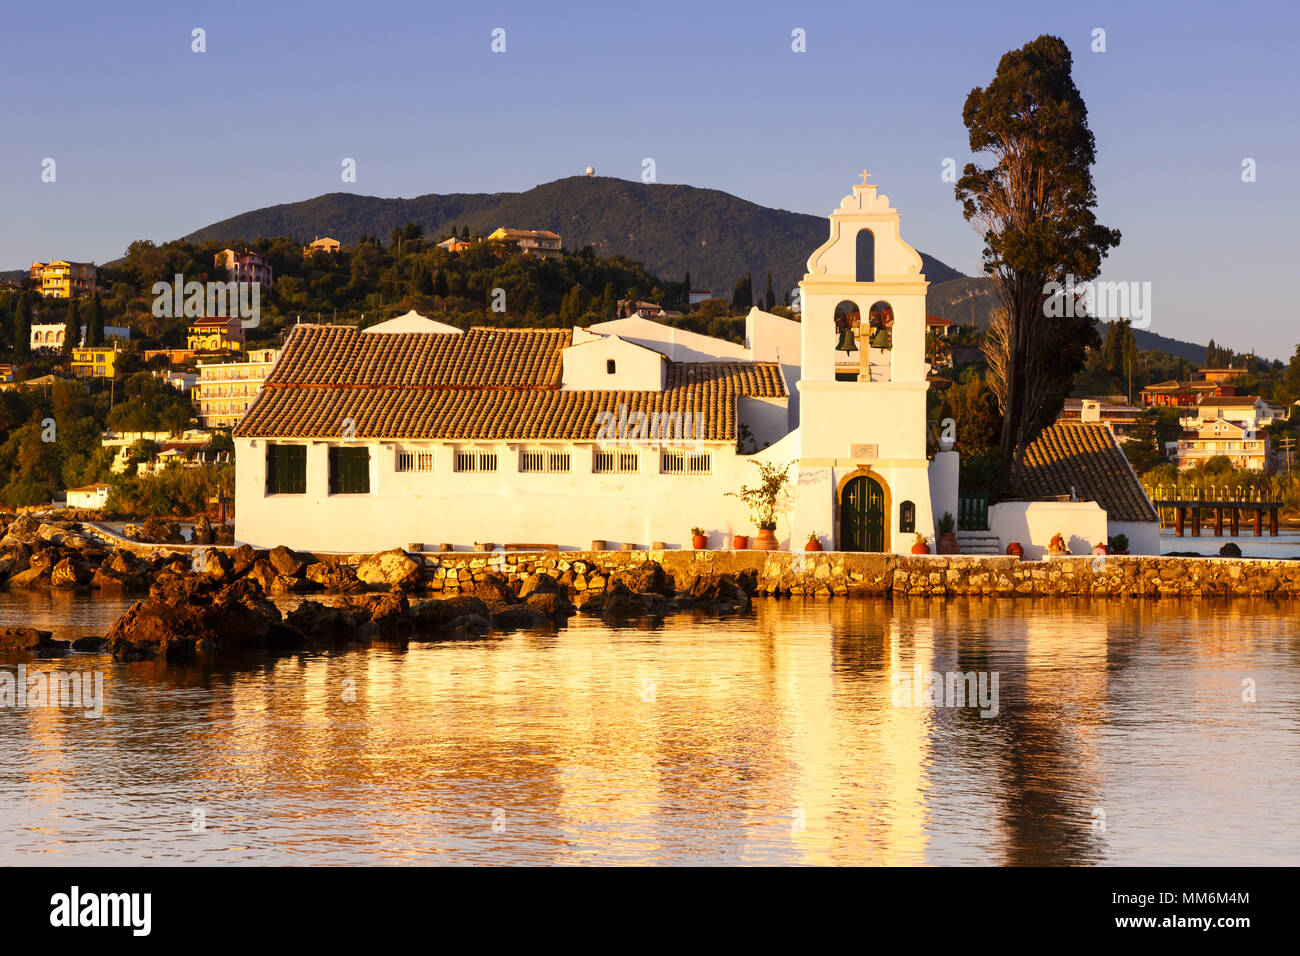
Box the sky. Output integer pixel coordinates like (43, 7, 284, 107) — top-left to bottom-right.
(3, 0, 1297, 358)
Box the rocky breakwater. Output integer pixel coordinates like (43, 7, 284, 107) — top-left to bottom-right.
(100, 549, 759, 662)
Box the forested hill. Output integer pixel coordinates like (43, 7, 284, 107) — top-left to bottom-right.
(182, 176, 965, 299)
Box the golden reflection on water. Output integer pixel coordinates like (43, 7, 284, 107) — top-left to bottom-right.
(1, 595, 1298, 865)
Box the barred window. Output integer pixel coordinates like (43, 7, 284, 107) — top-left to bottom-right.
(395, 448, 433, 473)
(661, 450, 711, 475)
(593, 449, 639, 474)
(265, 443, 306, 494)
(520, 449, 572, 473)
(455, 450, 498, 473)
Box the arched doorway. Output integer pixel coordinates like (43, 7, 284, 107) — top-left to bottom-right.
(840, 474, 887, 552)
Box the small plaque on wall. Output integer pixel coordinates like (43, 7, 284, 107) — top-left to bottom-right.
(851, 443, 878, 459)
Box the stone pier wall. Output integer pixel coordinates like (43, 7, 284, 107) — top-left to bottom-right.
(375, 549, 1300, 599)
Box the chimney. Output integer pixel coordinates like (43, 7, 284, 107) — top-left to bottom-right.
(1081, 399, 1101, 423)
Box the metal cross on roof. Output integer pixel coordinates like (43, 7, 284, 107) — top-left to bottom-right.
(858, 170, 871, 186)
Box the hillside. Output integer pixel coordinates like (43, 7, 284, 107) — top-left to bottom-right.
(182, 176, 965, 300)
(928, 276, 1209, 364)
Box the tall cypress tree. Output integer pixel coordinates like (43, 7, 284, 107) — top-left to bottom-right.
(62, 298, 82, 356)
(85, 293, 105, 347)
(764, 272, 775, 311)
(14, 292, 31, 358)
(955, 34, 1120, 498)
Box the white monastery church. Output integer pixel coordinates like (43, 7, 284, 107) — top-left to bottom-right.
(233, 174, 1157, 555)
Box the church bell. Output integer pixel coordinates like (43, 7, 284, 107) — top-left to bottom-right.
(835, 328, 857, 353)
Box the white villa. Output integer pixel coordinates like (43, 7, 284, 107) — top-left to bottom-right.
(233, 174, 1158, 555)
(31, 322, 130, 351)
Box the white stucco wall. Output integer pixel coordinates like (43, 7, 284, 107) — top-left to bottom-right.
(987, 501, 1109, 560)
(561, 336, 665, 390)
(1108, 520, 1160, 556)
(235, 437, 801, 553)
(927, 451, 959, 530)
(585, 317, 749, 363)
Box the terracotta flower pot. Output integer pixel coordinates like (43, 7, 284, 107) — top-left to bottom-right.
(692, 534, 707, 549)
(1006, 542, 1024, 559)
(732, 534, 749, 550)
(753, 529, 779, 551)
(938, 532, 960, 555)
(805, 538, 823, 552)
(911, 542, 931, 554)
(1093, 544, 1109, 556)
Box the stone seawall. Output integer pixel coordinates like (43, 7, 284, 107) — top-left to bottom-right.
(398, 549, 1300, 599)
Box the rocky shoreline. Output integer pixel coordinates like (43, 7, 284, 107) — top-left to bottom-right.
(3, 513, 1299, 663)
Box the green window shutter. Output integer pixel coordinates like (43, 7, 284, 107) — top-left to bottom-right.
(266, 443, 306, 494)
(329, 446, 370, 494)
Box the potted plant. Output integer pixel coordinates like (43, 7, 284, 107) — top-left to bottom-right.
(936, 512, 959, 554)
(1107, 533, 1129, 555)
(911, 532, 931, 555)
(691, 527, 707, 549)
(1092, 542, 1110, 556)
(727, 460, 792, 551)
(1006, 541, 1025, 559)
(1048, 532, 1069, 556)
(805, 532, 823, 552)
(732, 533, 750, 550)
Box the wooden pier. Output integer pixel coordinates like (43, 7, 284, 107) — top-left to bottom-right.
(1153, 498, 1281, 537)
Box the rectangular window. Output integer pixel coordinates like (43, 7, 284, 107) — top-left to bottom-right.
(329, 446, 371, 494)
(593, 449, 639, 474)
(520, 449, 572, 473)
(661, 450, 712, 475)
(455, 449, 498, 473)
(265, 443, 306, 494)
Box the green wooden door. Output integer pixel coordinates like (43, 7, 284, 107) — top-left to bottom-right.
(840, 475, 885, 552)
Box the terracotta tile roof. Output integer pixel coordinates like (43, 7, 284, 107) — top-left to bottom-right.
(266, 325, 568, 388)
(1017, 421, 1158, 523)
(235, 324, 784, 442)
(1197, 395, 1260, 407)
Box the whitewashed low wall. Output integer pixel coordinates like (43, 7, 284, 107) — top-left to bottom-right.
(987, 501, 1108, 560)
(1109, 520, 1160, 556)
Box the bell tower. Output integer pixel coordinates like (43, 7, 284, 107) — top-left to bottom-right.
(790, 172, 942, 553)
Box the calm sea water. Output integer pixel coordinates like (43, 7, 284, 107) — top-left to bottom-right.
(1, 591, 1297, 865)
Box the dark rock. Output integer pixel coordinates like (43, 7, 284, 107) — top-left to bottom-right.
(489, 604, 547, 630)
(50, 557, 92, 588)
(355, 548, 421, 588)
(1219, 542, 1243, 558)
(228, 545, 259, 577)
(7, 566, 51, 589)
(193, 515, 214, 545)
(71, 635, 109, 652)
(286, 601, 364, 645)
(518, 572, 565, 600)
(105, 576, 304, 661)
(410, 595, 490, 629)
(610, 560, 674, 597)
(525, 591, 574, 618)
(0, 626, 63, 652)
(306, 561, 364, 592)
(474, 572, 519, 604)
(268, 544, 305, 577)
(443, 613, 491, 638)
